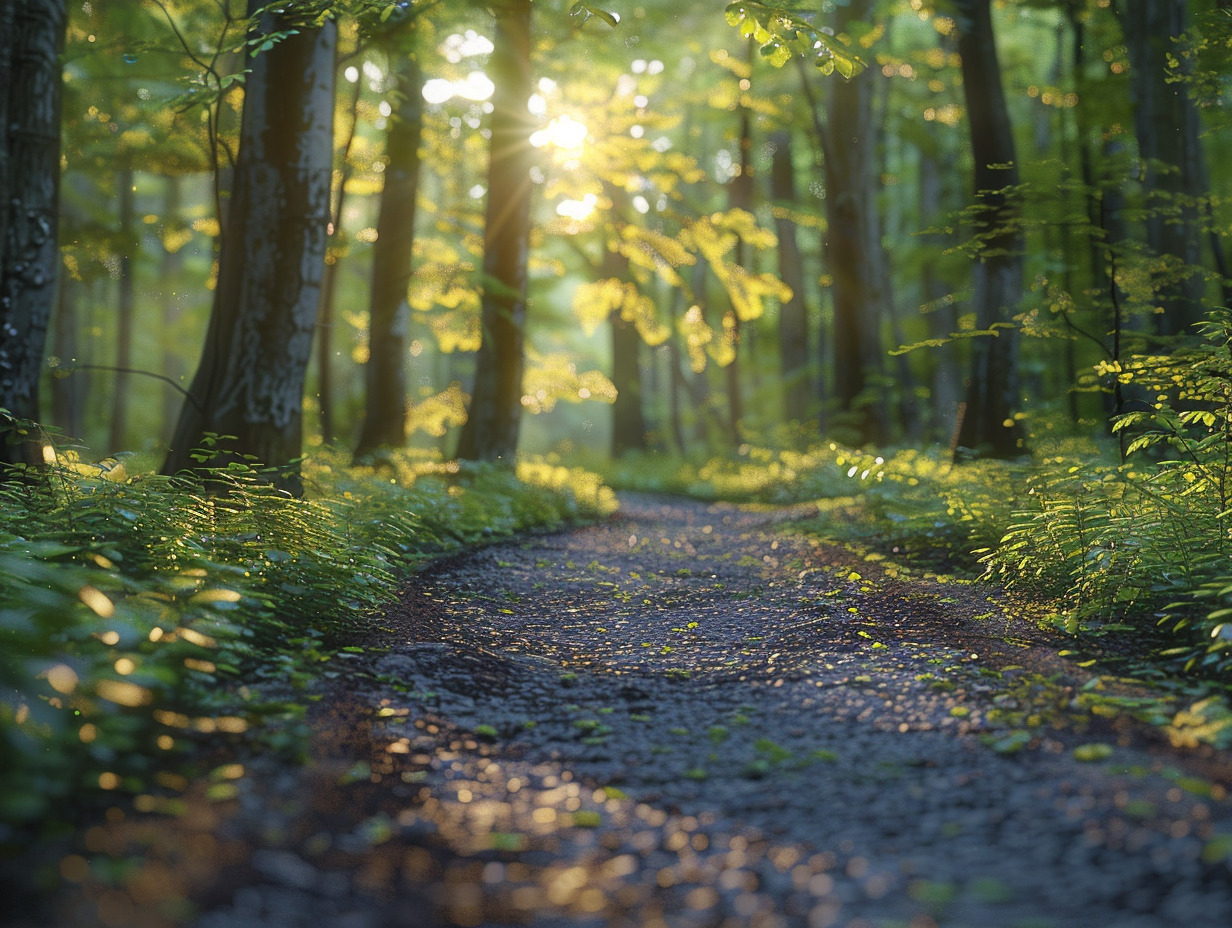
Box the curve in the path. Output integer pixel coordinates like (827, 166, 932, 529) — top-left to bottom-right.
(335, 494, 1232, 928)
(73, 495, 1230, 928)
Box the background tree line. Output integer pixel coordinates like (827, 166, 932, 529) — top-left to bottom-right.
(1, 0, 1230, 489)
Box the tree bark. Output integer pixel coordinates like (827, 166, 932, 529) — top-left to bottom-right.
(160, 175, 186, 444)
(317, 72, 361, 448)
(823, 67, 888, 445)
(0, 0, 66, 472)
(162, 4, 336, 494)
(1117, 0, 1206, 337)
(456, 0, 535, 464)
(918, 143, 961, 442)
(798, 0, 889, 446)
(724, 85, 755, 448)
(315, 247, 339, 446)
(600, 210, 648, 457)
(769, 131, 811, 427)
(51, 269, 82, 440)
(953, 0, 1026, 458)
(354, 51, 424, 460)
(108, 167, 136, 453)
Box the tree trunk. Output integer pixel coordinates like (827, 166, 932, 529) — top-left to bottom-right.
(162, 4, 336, 494)
(611, 311, 646, 456)
(108, 167, 136, 453)
(354, 51, 424, 460)
(871, 71, 919, 442)
(1067, 3, 1112, 303)
(51, 271, 82, 440)
(456, 0, 535, 464)
(953, 0, 1026, 458)
(798, 0, 888, 446)
(316, 248, 339, 446)
(316, 73, 362, 448)
(724, 90, 755, 448)
(918, 144, 961, 442)
(161, 175, 186, 444)
(769, 130, 811, 426)
(600, 218, 648, 456)
(0, 0, 66, 472)
(666, 285, 688, 453)
(1118, 0, 1206, 337)
(823, 68, 888, 445)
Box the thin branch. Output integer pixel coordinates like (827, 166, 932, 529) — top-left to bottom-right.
(149, 0, 242, 247)
(66, 365, 205, 415)
(793, 55, 834, 170)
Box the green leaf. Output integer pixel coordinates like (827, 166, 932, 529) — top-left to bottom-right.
(986, 730, 1032, 755)
(1073, 743, 1114, 762)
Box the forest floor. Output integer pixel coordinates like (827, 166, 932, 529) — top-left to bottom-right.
(40, 494, 1232, 928)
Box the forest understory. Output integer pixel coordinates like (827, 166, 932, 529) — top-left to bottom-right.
(16, 492, 1232, 928)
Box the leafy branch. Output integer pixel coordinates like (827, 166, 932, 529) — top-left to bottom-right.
(724, 2, 866, 76)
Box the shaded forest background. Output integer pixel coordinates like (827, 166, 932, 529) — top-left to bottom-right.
(10, 0, 1229, 469)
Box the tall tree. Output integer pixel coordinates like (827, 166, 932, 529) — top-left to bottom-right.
(108, 166, 136, 453)
(159, 175, 188, 444)
(162, 3, 336, 493)
(0, 0, 67, 471)
(354, 29, 425, 460)
(1117, 0, 1207, 337)
(952, 0, 1026, 458)
(601, 196, 649, 457)
(455, 0, 535, 463)
(802, 35, 890, 445)
(723, 46, 756, 447)
(768, 130, 812, 427)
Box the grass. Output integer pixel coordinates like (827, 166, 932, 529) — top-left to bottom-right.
(0, 446, 616, 864)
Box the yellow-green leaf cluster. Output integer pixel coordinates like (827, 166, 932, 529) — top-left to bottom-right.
(521, 352, 617, 414)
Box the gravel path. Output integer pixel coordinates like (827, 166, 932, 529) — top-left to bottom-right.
(43, 495, 1232, 928)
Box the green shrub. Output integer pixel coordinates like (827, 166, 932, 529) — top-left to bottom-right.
(0, 447, 614, 855)
(982, 310, 1232, 677)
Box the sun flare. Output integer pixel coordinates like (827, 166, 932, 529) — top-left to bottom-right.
(556, 193, 598, 221)
(530, 114, 589, 154)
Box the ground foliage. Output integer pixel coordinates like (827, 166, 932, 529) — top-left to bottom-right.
(0, 447, 615, 861)
(597, 313, 1232, 689)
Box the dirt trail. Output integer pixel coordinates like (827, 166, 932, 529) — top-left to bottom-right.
(42, 495, 1232, 928)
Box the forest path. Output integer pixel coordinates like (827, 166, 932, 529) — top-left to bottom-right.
(64, 495, 1232, 928)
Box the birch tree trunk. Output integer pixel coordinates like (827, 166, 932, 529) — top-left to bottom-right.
(0, 0, 66, 472)
(456, 0, 535, 464)
(162, 4, 336, 494)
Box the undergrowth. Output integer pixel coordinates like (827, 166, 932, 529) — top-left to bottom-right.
(597, 309, 1232, 686)
(0, 447, 615, 858)
(982, 310, 1232, 681)
(594, 442, 1023, 574)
